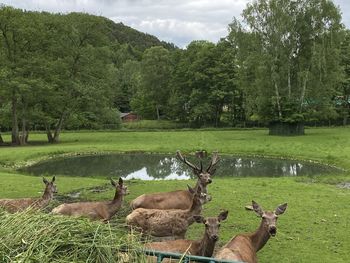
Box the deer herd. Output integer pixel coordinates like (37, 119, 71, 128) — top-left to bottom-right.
(0, 150, 288, 263)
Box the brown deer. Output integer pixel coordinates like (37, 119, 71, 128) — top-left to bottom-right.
(0, 176, 57, 213)
(145, 210, 228, 262)
(215, 201, 288, 263)
(130, 150, 219, 210)
(126, 186, 211, 240)
(52, 177, 128, 222)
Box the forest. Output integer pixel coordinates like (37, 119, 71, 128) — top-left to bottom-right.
(0, 0, 350, 145)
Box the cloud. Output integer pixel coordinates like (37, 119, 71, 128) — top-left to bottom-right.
(1, 0, 349, 48)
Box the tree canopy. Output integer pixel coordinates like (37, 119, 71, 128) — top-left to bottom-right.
(0, 0, 349, 144)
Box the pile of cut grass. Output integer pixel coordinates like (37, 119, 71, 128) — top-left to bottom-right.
(0, 209, 146, 262)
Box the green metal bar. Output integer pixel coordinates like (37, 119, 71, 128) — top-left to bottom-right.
(144, 249, 244, 263)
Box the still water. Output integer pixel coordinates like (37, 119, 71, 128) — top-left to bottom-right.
(21, 153, 341, 180)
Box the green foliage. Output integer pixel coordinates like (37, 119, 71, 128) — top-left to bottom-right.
(229, 0, 344, 124)
(131, 46, 172, 120)
(0, 6, 175, 145)
(0, 210, 146, 262)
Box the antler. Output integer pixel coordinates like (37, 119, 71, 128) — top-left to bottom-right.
(176, 150, 202, 174)
(206, 151, 220, 174)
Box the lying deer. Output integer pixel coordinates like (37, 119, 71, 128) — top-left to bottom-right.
(130, 150, 219, 210)
(52, 178, 128, 222)
(145, 210, 228, 262)
(0, 176, 57, 213)
(126, 186, 211, 240)
(215, 201, 288, 263)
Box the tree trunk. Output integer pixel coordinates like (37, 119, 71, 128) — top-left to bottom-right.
(45, 124, 54, 143)
(52, 112, 67, 143)
(274, 82, 282, 118)
(11, 94, 20, 145)
(19, 116, 27, 145)
(156, 105, 160, 120)
(299, 71, 309, 111)
(287, 67, 291, 99)
(0, 133, 4, 144)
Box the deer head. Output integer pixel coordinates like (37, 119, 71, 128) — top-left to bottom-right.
(177, 150, 220, 187)
(111, 177, 129, 196)
(43, 176, 57, 198)
(193, 210, 229, 241)
(252, 200, 287, 237)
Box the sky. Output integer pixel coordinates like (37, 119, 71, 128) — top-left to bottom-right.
(1, 0, 349, 48)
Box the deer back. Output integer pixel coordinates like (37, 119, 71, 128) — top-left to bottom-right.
(52, 201, 109, 220)
(130, 189, 193, 210)
(215, 235, 257, 263)
(0, 176, 57, 213)
(52, 177, 127, 221)
(126, 208, 192, 238)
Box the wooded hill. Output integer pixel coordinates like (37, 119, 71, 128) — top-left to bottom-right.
(1, 0, 350, 145)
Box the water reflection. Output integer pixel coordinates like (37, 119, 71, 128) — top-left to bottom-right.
(21, 153, 341, 180)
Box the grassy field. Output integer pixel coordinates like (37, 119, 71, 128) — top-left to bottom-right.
(0, 127, 349, 262)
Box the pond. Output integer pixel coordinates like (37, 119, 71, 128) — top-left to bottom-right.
(21, 153, 342, 180)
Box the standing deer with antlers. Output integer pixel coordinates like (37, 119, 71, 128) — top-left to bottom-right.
(145, 210, 228, 262)
(215, 201, 288, 263)
(130, 150, 219, 210)
(52, 178, 128, 222)
(0, 176, 57, 213)
(126, 186, 211, 240)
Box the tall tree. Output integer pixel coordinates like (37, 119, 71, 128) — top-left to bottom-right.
(229, 0, 344, 134)
(40, 13, 114, 142)
(339, 29, 350, 125)
(132, 46, 172, 119)
(0, 6, 48, 144)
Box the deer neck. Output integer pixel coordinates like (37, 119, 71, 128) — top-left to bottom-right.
(108, 189, 124, 214)
(36, 187, 53, 207)
(250, 220, 271, 252)
(187, 199, 202, 225)
(195, 231, 216, 257)
(194, 180, 207, 194)
(41, 186, 54, 201)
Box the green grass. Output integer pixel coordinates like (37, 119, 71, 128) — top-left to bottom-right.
(0, 209, 147, 262)
(0, 127, 349, 262)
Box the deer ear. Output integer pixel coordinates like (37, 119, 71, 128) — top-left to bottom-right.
(51, 176, 56, 183)
(193, 215, 205, 223)
(118, 177, 123, 186)
(252, 200, 264, 217)
(275, 203, 287, 215)
(218, 210, 229, 222)
(43, 177, 49, 184)
(110, 178, 117, 187)
(187, 184, 195, 194)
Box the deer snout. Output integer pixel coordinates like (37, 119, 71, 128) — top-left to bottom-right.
(207, 178, 212, 184)
(269, 226, 277, 237)
(211, 234, 219, 241)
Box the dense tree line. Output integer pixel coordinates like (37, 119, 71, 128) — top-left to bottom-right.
(0, 6, 174, 144)
(1, 0, 350, 144)
(130, 0, 349, 131)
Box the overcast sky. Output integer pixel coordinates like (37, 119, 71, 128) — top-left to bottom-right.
(1, 0, 349, 48)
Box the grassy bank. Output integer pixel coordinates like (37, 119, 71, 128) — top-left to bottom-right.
(1, 127, 350, 169)
(0, 127, 349, 262)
